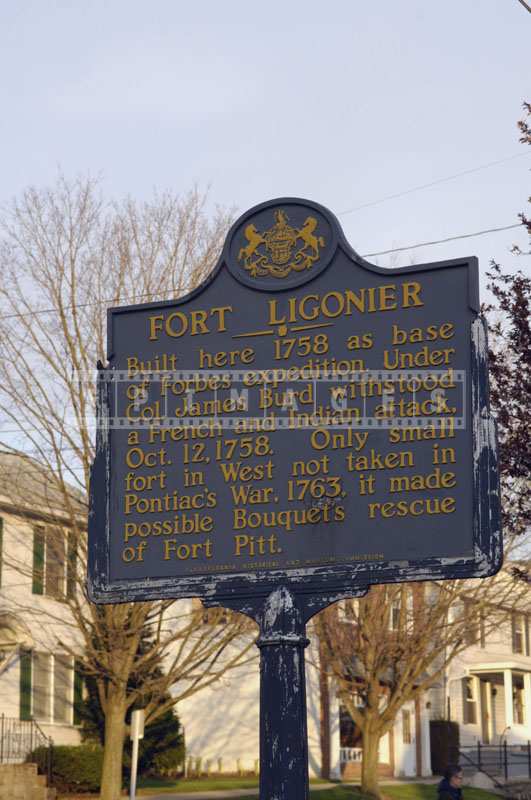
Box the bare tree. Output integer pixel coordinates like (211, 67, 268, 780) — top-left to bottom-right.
(0, 176, 255, 800)
(314, 101, 531, 800)
(314, 576, 528, 799)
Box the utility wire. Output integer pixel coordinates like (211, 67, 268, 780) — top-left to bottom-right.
(0, 288, 175, 322)
(362, 222, 522, 258)
(338, 152, 530, 216)
(516, 0, 531, 12)
(0, 219, 525, 324)
(0, 218, 526, 457)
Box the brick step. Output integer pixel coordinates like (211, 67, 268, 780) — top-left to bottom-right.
(0, 763, 54, 800)
(342, 762, 394, 779)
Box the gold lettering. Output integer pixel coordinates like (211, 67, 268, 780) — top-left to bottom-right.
(402, 281, 423, 308)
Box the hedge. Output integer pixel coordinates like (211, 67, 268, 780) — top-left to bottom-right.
(28, 744, 104, 793)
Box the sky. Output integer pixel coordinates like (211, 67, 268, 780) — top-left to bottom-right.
(1, 0, 530, 296)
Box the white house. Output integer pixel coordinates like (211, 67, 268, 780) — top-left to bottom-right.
(178, 581, 531, 780)
(0, 451, 84, 756)
(434, 599, 531, 747)
(176, 600, 433, 780)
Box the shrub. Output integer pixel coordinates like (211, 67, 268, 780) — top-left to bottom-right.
(28, 743, 104, 793)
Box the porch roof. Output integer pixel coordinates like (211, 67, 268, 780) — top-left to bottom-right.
(468, 663, 531, 674)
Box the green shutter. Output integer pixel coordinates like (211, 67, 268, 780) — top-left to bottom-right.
(66, 531, 77, 599)
(0, 517, 3, 587)
(20, 650, 32, 720)
(73, 661, 83, 725)
(32, 528, 45, 595)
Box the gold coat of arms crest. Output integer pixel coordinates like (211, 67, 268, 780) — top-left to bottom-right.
(237, 209, 325, 278)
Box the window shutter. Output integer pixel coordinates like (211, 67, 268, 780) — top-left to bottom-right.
(0, 517, 3, 587)
(73, 660, 83, 725)
(32, 528, 45, 595)
(19, 650, 32, 720)
(526, 616, 530, 657)
(67, 531, 77, 599)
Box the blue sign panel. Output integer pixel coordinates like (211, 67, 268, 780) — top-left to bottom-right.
(88, 197, 501, 604)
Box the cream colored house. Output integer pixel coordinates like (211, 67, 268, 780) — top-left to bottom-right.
(178, 582, 531, 780)
(0, 452, 84, 755)
(434, 606, 531, 746)
(176, 603, 433, 780)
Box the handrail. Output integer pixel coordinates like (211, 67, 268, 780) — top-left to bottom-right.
(31, 718, 51, 748)
(458, 747, 506, 791)
(0, 714, 53, 783)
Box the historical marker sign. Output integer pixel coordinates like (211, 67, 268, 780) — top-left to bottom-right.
(88, 197, 501, 604)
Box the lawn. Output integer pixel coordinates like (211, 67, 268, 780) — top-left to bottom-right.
(138, 775, 261, 794)
(138, 775, 329, 794)
(232, 787, 501, 800)
(137, 777, 500, 800)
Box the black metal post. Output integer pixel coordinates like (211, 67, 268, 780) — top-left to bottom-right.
(477, 740, 481, 770)
(204, 584, 367, 800)
(527, 740, 530, 779)
(503, 740, 508, 781)
(256, 587, 310, 800)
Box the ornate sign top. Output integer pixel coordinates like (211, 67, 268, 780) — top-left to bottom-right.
(226, 198, 337, 290)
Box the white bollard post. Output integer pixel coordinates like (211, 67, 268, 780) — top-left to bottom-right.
(129, 709, 145, 800)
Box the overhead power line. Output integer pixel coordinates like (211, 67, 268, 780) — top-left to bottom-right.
(362, 223, 522, 258)
(338, 152, 530, 216)
(0, 220, 525, 323)
(0, 289, 170, 323)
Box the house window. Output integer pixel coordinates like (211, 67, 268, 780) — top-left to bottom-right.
(20, 651, 75, 723)
(33, 653, 51, 719)
(402, 710, 412, 744)
(32, 527, 77, 599)
(463, 677, 477, 724)
(388, 590, 413, 631)
(513, 675, 525, 725)
(390, 600, 401, 631)
(512, 615, 529, 655)
(54, 656, 72, 724)
(464, 601, 480, 646)
(339, 599, 359, 622)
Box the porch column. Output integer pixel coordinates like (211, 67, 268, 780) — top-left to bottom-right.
(523, 673, 531, 736)
(503, 669, 514, 730)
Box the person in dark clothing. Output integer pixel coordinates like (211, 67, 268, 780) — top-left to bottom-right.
(438, 766, 464, 800)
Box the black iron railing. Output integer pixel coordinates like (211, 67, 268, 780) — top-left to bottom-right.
(0, 714, 53, 783)
(450, 742, 531, 784)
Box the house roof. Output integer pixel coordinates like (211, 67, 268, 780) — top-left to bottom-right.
(0, 450, 86, 524)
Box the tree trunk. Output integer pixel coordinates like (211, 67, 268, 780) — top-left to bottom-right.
(361, 726, 382, 800)
(100, 690, 127, 800)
